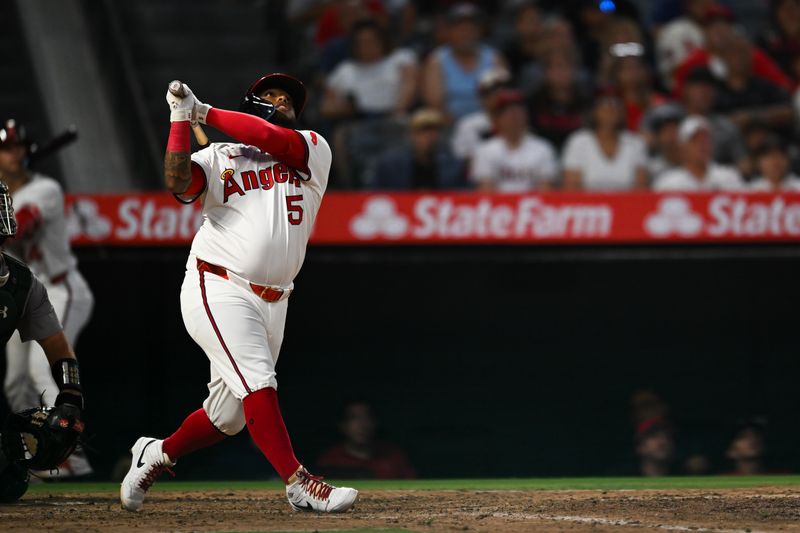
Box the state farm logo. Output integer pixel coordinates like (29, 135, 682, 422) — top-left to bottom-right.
(348, 196, 612, 240)
(644, 197, 703, 237)
(350, 197, 409, 239)
(67, 199, 112, 240)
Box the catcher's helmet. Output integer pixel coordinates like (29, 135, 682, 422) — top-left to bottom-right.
(0, 181, 16, 239)
(240, 73, 307, 122)
(0, 119, 27, 148)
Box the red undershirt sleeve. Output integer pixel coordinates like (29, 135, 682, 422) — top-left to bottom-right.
(205, 108, 308, 171)
(174, 162, 207, 204)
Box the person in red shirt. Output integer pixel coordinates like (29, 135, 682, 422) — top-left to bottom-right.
(672, 5, 793, 97)
(317, 401, 417, 479)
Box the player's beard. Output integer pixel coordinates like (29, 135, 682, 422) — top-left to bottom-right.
(270, 111, 297, 129)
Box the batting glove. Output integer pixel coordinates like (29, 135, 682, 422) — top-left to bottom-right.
(166, 84, 196, 123)
(193, 95, 212, 126)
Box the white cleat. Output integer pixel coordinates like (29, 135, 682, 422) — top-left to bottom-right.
(120, 437, 175, 511)
(286, 468, 358, 513)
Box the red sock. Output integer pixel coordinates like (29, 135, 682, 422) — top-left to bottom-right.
(242, 388, 301, 482)
(162, 408, 226, 461)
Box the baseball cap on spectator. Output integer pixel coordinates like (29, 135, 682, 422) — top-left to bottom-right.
(701, 4, 735, 24)
(410, 108, 445, 131)
(635, 416, 673, 443)
(491, 89, 525, 112)
(754, 135, 788, 159)
(594, 84, 622, 101)
(685, 67, 717, 86)
(646, 104, 685, 132)
(678, 115, 711, 142)
(448, 3, 481, 23)
(478, 68, 511, 95)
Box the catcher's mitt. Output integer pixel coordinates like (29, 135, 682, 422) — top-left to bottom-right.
(1, 404, 84, 471)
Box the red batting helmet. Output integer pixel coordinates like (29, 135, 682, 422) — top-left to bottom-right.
(245, 73, 307, 118)
(0, 119, 27, 148)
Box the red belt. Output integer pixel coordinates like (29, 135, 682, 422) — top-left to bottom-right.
(196, 259, 287, 303)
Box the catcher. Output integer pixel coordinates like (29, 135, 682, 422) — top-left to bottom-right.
(0, 180, 85, 502)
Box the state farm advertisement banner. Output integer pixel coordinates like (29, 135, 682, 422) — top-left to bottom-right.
(65, 191, 800, 246)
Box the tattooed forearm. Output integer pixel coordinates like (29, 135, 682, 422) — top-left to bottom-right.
(164, 151, 191, 193)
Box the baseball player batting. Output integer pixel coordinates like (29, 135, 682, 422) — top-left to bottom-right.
(120, 74, 358, 513)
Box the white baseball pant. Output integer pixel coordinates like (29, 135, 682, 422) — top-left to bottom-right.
(180, 256, 288, 435)
(4, 269, 94, 410)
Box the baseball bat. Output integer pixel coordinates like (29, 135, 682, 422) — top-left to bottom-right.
(27, 125, 78, 168)
(168, 80, 210, 148)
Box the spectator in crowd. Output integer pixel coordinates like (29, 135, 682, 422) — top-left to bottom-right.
(712, 33, 795, 134)
(749, 136, 800, 191)
(501, 1, 544, 89)
(321, 19, 418, 187)
(726, 420, 768, 475)
(655, 0, 713, 90)
(673, 5, 792, 97)
(567, 0, 644, 75)
(654, 115, 745, 190)
(317, 401, 416, 479)
(595, 16, 650, 85)
(321, 19, 418, 120)
(371, 108, 464, 189)
(451, 67, 511, 162)
(758, 0, 800, 83)
(562, 87, 648, 190)
(422, 3, 506, 122)
(314, 0, 388, 50)
(645, 104, 685, 177)
(609, 49, 669, 131)
(470, 89, 558, 191)
(528, 47, 592, 151)
(678, 67, 747, 167)
(635, 417, 677, 477)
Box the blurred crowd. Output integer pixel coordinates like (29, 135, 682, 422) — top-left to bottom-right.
(275, 0, 800, 191)
(623, 390, 787, 476)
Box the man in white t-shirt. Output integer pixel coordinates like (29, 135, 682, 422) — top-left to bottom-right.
(450, 67, 510, 161)
(470, 89, 557, 191)
(654, 115, 744, 191)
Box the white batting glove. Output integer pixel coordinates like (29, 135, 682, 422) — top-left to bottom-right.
(166, 84, 196, 123)
(192, 94, 212, 126)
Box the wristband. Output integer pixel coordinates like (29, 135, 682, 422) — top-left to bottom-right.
(167, 121, 191, 152)
(51, 358, 82, 394)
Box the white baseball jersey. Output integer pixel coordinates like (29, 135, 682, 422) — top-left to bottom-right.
(189, 130, 331, 288)
(10, 173, 77, 279)
(749, 174, 800, 191)
(470, 133, 558, 191)
(654, 164, 745, 191)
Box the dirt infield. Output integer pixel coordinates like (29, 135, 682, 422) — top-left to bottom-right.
(3, 487, 800, 532)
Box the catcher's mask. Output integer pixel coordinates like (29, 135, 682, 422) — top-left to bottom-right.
(0, 181, 16, 240)
(239, 73, 306, 125)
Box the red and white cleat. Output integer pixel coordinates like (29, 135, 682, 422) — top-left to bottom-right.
(119, 437, 175, 511)
(286, 467, 358, 513)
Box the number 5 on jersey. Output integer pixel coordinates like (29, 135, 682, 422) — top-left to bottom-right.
(286, 195, 303, 225)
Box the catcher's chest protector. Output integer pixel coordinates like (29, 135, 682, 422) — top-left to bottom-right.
(0, 254, 32, 346)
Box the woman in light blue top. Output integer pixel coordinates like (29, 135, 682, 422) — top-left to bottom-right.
(423, 3, 505, 122)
